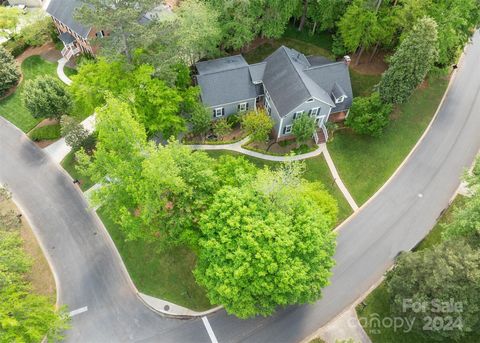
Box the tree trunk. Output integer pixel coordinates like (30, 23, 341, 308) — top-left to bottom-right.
(311, 21, 317, 35)
(298, 0, 308, 31)
(369, 43, 379, 63)
(375, 0, 383, 11)
(355, 46, 365, 66)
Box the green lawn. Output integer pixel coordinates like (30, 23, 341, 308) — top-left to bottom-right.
(204, 150, 353, 224)
(0, 55, 75, 132)
(329, 75, 449, 205)
(356, 195, 479, 343)
(350, 71, 381, 97)
(97, 208, 212, 311)
(61, 150, 95, 191)
(28, 123, 61, 141)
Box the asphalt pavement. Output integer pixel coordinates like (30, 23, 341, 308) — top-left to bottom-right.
(1, 31, 480, 343)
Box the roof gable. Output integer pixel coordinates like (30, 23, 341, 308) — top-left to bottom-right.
(196, 55, 248, 75)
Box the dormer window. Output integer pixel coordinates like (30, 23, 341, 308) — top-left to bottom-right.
(306, 98, 314, 103)
(335, 96, 346, 104)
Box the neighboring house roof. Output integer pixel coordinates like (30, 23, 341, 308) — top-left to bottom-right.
(46, 0, 91, 39)
(248, 62, 266, 84)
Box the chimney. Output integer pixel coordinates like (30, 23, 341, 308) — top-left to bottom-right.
(343, 55, 351, 66)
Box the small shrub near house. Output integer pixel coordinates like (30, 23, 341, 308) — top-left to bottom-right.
(292, 114, 316, 145)
(345, 92, 392, 137)
(213, 118, 232, 140)
(241, 109, 273, 142)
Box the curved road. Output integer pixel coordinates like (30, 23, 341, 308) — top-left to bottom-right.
(1, 32, 480, 343)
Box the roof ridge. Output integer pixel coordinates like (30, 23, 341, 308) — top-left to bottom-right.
(306, 61, 346, 71)
(196, 65, 250, 77)
(280, 46, 313, 102)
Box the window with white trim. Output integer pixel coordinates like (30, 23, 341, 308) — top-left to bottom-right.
(309, 107, 319, 117)
(284, 125, 293, 134)
(335, 96, 345, 104)
(293, 111, 303, 120)
(213, 107, 224, 118)
(306, 98, 314, 103)
(238, 102, 248, 112)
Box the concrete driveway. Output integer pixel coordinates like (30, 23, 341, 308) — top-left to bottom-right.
(1, 31, 480, 343)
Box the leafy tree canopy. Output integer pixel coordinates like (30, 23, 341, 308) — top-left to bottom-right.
(0, 45, 20, 96)
(345, 92, 392, 137)
(241, 109, 273, 142)
(22, 75, 71, 119)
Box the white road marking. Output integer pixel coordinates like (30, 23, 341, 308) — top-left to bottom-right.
(69, 306, 88, 317)
(202, 316, 219, 343)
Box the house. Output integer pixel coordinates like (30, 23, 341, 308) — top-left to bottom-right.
(45, 0, 172, 61)
(46, 0, 98, 59)
(195, 46, 353, 143)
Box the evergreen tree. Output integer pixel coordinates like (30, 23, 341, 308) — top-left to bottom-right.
(379, 17, 438, 104)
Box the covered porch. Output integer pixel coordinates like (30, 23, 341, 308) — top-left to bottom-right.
(59, 32, 81, 60)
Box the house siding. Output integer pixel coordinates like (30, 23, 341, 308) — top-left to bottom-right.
(208, 98, 256, 120)
(277, 99, 332, 140)
(52, 17, 95, 55)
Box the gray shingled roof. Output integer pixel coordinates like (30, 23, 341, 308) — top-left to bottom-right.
(262, 46, 335, 116)
(59, 32, 75, 45)
(248, 62, 266, 84)
(46, 0, 91, 39)
(306, 55, 333, 67)
(196, 67, 258, 107)
(196, 55, 248, 75)
(305, 62, 353, 113)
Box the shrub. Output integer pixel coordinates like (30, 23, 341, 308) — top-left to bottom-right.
(28, 124, 61, 141)
(226, 113, 241, 127)
(60, 115, 89, 150)
(189, 104, 211, 140)
(0, 45, 20, 96)
(292, 114, 316, 145)
(213, 118, 232, 140)
(241, 109, 273, 142)
(3, 37, 29, 58)
(345, 92, 392, 137)
(20, 17, 54, 47)
(22, 76, 71, 119)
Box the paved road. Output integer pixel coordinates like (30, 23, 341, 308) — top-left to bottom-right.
(1, 32, 480, 343)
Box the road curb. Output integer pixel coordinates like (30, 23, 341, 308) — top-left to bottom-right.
(332, 46, 467, 234)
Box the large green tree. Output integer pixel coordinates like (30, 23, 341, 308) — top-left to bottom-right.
(379, 17, 439, 104)
(242, 109, 273, 142)
(386, 240, 480, 341)
(0, 46, 20, 96)
(22, 76, 71, 119)
(345, 92, 392, 137)
(292, 114, 317, 145)
(175, 0, 222, 65)
(194, 163, 337, 318)
(75, 0, 159, 64)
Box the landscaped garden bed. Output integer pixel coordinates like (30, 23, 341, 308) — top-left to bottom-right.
(183, 125, 248, 145)
(243, 138, 318, 156)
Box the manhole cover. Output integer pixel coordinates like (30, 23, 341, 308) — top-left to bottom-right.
(164, 305, 170, 311)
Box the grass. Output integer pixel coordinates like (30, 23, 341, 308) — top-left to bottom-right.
(350, 71, 381, 97)
(204, 150, 353, 224)
(328, 74, 449, 205)
(61, 150, 95, 191)
(28, 123, 61, 141)
(283, 24, 333, 51)
(0, 55, 76, 132)
(97, 208, 212, 311)
(356, 195, 480, 343)
(1, 199, 56, 302)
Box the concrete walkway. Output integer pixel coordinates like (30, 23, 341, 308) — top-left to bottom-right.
(57, 58, 73, 86)
(188, 136, 326, 161)
(44, 114, 96, 163)
(302, 308, 372, 343)
(139, 293, 221, 317)
(323, 147, 359, 211)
